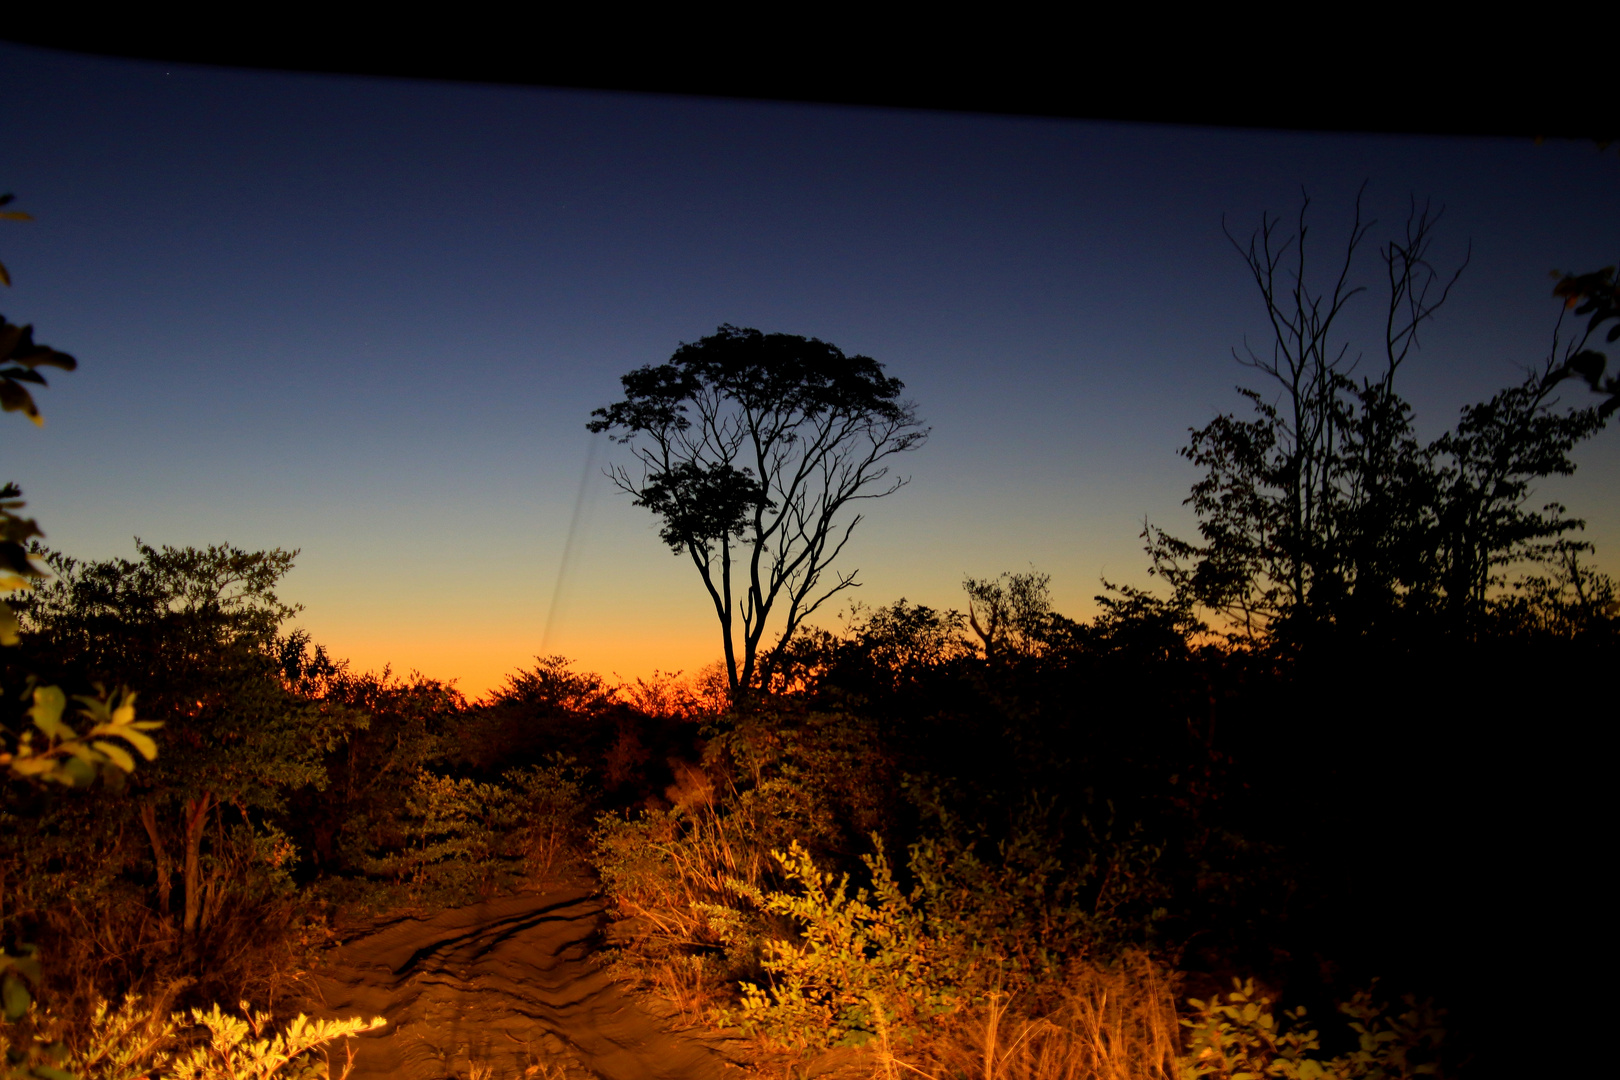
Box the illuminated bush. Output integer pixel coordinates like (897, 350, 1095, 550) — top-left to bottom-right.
(0, 993, 382, 1080)
(724, 809, 1168, 1055)
(722, 839, 956, 1051)
(1179, 979, 1448, 1080)
(590, 706, 890, 1018)
(361, 756, 591, 902)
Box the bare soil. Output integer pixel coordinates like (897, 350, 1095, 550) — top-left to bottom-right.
(304, 881, 748, 1080)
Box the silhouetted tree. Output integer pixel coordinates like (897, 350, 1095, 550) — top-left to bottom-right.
(1147, 193, 1611, 643)
(14, 543, 359, 938)
(589, 325, 927, 697)
(1548, 264, 1620, 418)
(963, 569, 1053, 663)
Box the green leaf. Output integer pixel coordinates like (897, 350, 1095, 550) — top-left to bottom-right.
(118, 727, 159, 761)
(91, 739, 136, 772)
(1, 972, 31, 1021)
(28, 685, 67, 731)
(58, 756, 95, 786)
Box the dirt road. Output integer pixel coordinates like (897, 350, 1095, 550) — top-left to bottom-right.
(306, 884, 746, 1080)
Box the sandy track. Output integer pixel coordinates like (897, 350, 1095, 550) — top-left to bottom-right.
(306, 886, 745, 1080)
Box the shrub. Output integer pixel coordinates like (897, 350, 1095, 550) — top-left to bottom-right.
(719, 834, 1184, 1074)
(501, 757, 593, 878)
(590, 705, 890, 1019)
(359, 757, 593, 905)
(723, 839, 954, 1052)
(360, 770, 511, 901)
(167, 1003, 384, 1080)
(591, 800, 773, 1021)
(0, 993, 383, 1080)
(1179, 979, 1449, 1080)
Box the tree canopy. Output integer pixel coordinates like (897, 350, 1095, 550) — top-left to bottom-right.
(1146, 195, 1615, 645)
(589, 325, 927, 696)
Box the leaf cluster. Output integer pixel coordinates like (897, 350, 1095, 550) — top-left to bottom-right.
(589, 325, 928, 696)
(1548, 265, 1620, 417)
(0, 991, 383, 1080)
(0, 317, 74, 431)
(1180, 979, 1449, 1080)
(1, 684, 156, 789)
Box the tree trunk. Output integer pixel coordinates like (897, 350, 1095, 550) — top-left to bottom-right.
(200, 801, 230, 932)
(139, 801, 174, 918)
(181, 792, 215, 937)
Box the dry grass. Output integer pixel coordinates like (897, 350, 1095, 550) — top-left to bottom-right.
(23, 890, 330, 1037)
(871, 955, 1180, 1080)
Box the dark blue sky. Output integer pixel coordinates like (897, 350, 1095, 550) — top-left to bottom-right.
(3, 42, 1616, 693)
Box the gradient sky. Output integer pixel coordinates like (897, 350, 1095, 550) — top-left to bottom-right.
(2, 42, 1617, 699)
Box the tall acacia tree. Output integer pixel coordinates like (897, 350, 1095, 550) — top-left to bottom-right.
(590, 325, 927, 697)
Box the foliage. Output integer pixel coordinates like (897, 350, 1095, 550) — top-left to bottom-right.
(285, 660, 460, 878)
(2, 196, 161, 1068)
(589, 704, 891, 1021)
(362, 758, 593, 903)
(10, 542, 361, 939)
(1548, 264, 1620, 418)
(0, 194, 31, 288)
(0, 992, 384, 1080)
(724, 839, 954, 1051)
(1, 684, 155, 790)
(723, 806, 1172, 1056)
(591, 805, 762, 1014)
(1146, 194, 1611, 645)
(484, 654, 614, 715)
(904, 790, 1171, 983)
(0, 318, 75, 432)
(765, 598, 972, 698)
(964, 569, 1056, 662)
(502, 757, 594, 877)
(589, 325, 928, 697)
(1179, 979, 1448, 1080)
(167, 1003, 383, 1080)
(1, 208, 146, 791)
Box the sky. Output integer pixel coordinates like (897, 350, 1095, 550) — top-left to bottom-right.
(2, 42, 1617, 699)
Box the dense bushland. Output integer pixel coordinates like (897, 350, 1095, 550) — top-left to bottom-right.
(5, 486, 1613, 1077)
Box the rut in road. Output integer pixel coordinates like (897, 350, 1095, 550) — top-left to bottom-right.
(306, 884, 746, 1080)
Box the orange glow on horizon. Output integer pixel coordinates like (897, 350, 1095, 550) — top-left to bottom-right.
(302, 626, 726, 703)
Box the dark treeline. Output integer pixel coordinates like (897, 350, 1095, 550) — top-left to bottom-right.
(4, 536, 1612, 1073)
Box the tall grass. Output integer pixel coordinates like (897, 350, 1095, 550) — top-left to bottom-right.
(909, 958, 1179, 1080)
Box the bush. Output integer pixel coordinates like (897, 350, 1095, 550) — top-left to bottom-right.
(360, 757, 593, 904)
(1179, 979, 1449, 1080)
(591, 800, 774, 1022)
(723, 838, 954, 1052)
(589, 706, 890, 1021)
(1, 992, 383, 1080)
(359, 770, 510, 902)
(502, 757, 593, 878)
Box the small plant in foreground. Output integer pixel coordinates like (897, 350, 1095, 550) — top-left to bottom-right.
(1179, 979, 1448, 1080)
(1, 993, 383, 1080)
(167, 1003, 384, 1080)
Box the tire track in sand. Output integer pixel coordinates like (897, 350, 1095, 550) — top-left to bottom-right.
(307, 885, 745, 1080)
